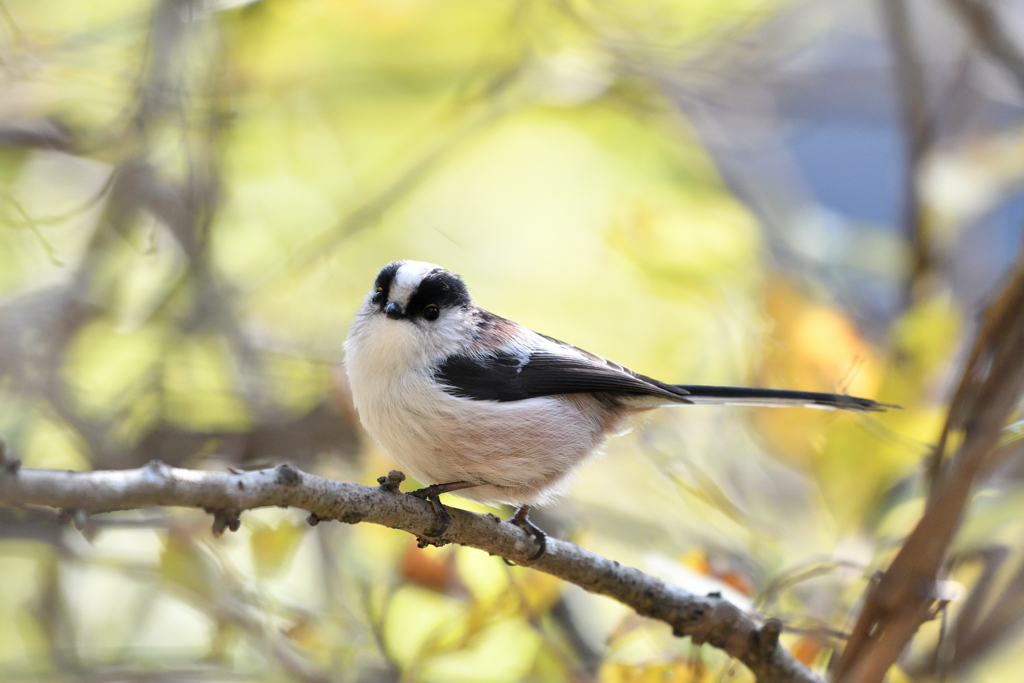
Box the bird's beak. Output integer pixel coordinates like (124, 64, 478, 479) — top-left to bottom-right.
(385, 302, 404, 320)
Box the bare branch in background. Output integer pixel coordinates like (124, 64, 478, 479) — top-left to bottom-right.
(948, 0, 1024, 95)
(0, 462, 822, 683)
(248, 65, 526, 297)
(0, 119, 73, 150)
(5, 0, 1024, 680)
(881, 0, 936, 302)
(906, 542, 1024, 677)
(0, 0, 344, 469)
(834, 260, 1024, 682)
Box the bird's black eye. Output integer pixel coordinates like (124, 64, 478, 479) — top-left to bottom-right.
(371, 287, 384, 304)
(423, 304, 439, 321)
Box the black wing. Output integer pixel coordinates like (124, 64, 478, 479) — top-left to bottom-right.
(437, 311, 891, 412)
(435, 350, 692, 403)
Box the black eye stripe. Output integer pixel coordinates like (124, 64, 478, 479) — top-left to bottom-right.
(407, 271, 470, 316)
(372, 262, 402, 307)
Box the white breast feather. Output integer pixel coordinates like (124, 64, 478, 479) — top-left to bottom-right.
(344, 301, 623, 506)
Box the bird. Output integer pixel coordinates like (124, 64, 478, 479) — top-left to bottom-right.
(344, 260, 888, 559)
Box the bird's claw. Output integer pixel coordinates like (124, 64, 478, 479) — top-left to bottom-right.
(421, 496, 451, 537)
(510, 505, 547, 560)
(410, 486, 451, 537)
(409, 483, 448, 500)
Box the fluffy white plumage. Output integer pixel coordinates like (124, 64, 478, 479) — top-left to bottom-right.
(344, 261, 887, 509)
(344, 262, 620, 506)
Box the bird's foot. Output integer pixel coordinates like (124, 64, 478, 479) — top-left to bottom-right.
(409, 482, 458, 500)
(509, 505, 547, 560)
(412, 492, 451, 538)
(408, 481, 475, 538)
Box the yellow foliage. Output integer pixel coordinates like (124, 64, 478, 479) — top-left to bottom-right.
(754, 280, 884, 469)
(283, 616, 333, 664)
(163, 336, 254, 431)
(159, 529, 221, 601)
(891, 293, 962, 385)
(20, 414, 91, 471)
(751, 280, 957, 527)
(248, 516, 308, 579)
(4, 0, 1023, 678)
(608, 190, 760, 282)
(601, 658, 719, 683)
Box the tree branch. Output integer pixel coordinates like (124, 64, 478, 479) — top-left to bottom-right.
(834, 261, 1024, 682)
(947, 0, 1024, 96)
(0, 460, 821, 683)
(881, 0, 937, 303)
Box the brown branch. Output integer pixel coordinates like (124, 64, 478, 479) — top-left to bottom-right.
(0, 461, 821, 683)
(834, 261, 1024, 682)
(947, 0, 1024, 96)
(907, 542, 1024, 677)
(882, 0, 937, 305)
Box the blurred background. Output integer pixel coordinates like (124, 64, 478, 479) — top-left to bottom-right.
(1, 0, 1024, 681)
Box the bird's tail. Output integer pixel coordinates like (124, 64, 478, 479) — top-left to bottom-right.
(670, 385, 892, 412)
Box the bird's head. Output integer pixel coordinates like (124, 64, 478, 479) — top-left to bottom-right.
(347, 261, 478, 372)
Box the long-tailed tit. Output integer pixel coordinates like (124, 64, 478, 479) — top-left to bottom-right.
(344, 261, 888, 557)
